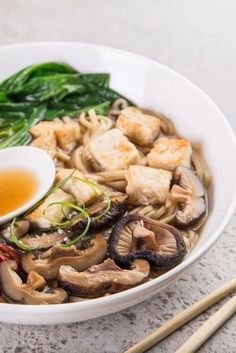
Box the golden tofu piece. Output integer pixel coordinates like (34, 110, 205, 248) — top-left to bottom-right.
(88, 129, 140, 171)
(30, 131, 57, 159)
(116, 107, 160, 146)
(30, 121, 63, 138)
(55, 122, 80, 152)
(56, 168, 102, 204)
(147, 137, 192, 171)
(126, 165, 172, 205)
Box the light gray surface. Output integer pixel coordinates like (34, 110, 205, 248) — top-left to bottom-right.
(0, 1, 236, 352)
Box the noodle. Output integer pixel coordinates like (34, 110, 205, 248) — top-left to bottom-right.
(69, 146, 91, 172)
(181, 230, 199, 255)
(130, 205, 167, 219)
(158, 113, 176, 135)
(130, 204, 177, 224)
(79, 110, 114, 143)
(192, 150, 211, 186)
(95, 170, 128, 181)
(109, 98, 129, 117)
(56, 149, 71, 162)
(158, 204, 177, 224)
(105, 180, 127, 192)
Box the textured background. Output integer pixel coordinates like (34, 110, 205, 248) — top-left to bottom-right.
(0, 1, 236, 352)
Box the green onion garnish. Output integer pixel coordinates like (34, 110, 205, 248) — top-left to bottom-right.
(9, 218, 34, 251)
(24, 169, 75, 216)
(42, 201, 91, 247)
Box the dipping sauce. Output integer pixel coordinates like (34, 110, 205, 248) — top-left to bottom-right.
(0, 168, 38, 217)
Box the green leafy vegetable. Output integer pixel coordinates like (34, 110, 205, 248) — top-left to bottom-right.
(42, 199, 80, 228)
(0, 105, 46, 149)
(0, 62, 77, 93)
(0, 62, 130, 148)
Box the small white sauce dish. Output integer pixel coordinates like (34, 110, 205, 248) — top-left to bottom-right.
(0, 146, 55, 224)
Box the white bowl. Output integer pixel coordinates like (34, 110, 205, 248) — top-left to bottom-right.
(0, 146, 55, 224)
(0, 42, 235, 325)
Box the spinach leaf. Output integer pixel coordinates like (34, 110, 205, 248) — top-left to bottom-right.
(0, 62, 77, 93)
(0, 62, 130, 149)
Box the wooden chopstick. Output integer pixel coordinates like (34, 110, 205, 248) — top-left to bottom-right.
(175, 293, 236, 353)
(124, 278, 236, 353)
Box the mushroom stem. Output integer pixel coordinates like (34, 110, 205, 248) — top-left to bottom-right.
(59, 258, 150, 297)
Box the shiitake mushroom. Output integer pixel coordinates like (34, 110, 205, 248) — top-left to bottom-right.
(169, 166, 207, 229)
(108, 214, 186, 269)
(69, 195, 128, 234)
(0, 260, 68, 304)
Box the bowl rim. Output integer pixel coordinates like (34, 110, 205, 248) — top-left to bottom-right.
(0, 41, 236, 316)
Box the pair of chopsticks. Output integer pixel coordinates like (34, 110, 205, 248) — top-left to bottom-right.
(125, 278, 236, 353)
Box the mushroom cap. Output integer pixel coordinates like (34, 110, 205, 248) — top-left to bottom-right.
(176, 197, 206, 228)
(59, 258, 150, 297)
(173, 166, 205, 197)
(20, 230, 70, 250)
(0, 221, 31, 253)
(21, 234, 107, 280)
(108, 214, 186, 268)
(69, 195, 128, 234)
(171, 166, 207, 228)
(0, 260, 68, 305)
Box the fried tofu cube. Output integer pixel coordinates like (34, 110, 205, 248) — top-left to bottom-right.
(147, 137, 192, 171)
(26, 188, 74, 228)
(55, 122, 80, 152)
(116, 107, 160, 146)
(30, 121, 63, 138)
(87, 129, 140, 171)
(56, 168, 102, 204)
(126, 165, 172, 205)
(30, 131, 57, 159)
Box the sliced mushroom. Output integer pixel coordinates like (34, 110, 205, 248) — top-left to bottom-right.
(69, 195, 128, 234)
(59, 258, 150, 297)
(168, 166, 207, 228)
(0, 220, 30, 251)
(0, 260, 68, 304)
(13, 220, 30, 238)
(0, 296, 7, 303)
(21, 234, 107, 280)
(108, 214, 186, 268)
(20, 230, 70, 250)
(1, 221, 70, 251)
